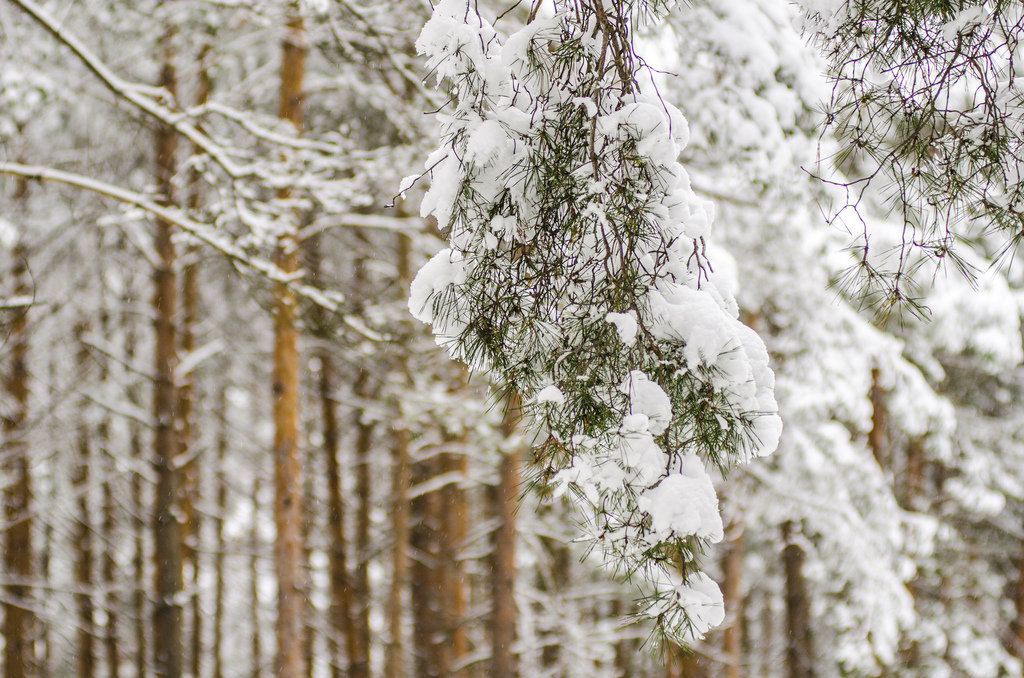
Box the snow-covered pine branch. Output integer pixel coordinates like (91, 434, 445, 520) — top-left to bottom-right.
(408, 0, 781, 644)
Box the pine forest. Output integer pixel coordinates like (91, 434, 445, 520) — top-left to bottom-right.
(1, 0, 1024, 676)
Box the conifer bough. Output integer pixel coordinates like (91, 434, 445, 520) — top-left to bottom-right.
(804, 0, 1024, 311)
(409, 0, 781, 644)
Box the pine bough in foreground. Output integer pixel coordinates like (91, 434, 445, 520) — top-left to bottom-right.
(408, 0, 781, 644)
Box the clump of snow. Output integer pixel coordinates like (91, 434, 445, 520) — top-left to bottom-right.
(536, 384, 566, 405)
(622, 370, 672, 435)
(638, 455, 723, 542)
(605, 310, 638, 346)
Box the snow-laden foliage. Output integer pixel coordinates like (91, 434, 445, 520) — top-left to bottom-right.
(798, 0, 1024, 311)
(409, 0, 780, 642)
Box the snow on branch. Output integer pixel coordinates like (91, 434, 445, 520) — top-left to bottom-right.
(409, 0, 780, 646)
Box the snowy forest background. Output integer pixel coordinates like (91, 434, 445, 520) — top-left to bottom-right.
(1, 0, 1024, 677)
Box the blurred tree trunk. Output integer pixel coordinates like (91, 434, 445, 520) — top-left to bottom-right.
(152, 25, 184, 678)
(273, 8, 307, 678)
(302, 456, 316, 678)
(902, 437, 923, 510)
(125, 299, 147, 678)
(316, 310, 354, 678)
(613, 598, 631, 676)
(97, 295, 120, 678)
(665, 646, 703, 678)
(351, 238, 375, 678)
(491, 393, 521, 678)
(441, 445, 469, 676)
(386, 231, 413, 678)
(385, 421, 411, 678)
(41, 520, 52, 675)
(2, 181, 34, 678)
(722, 515, 744, 678)
(74, 324, 96, 678)
(868, 367, 888, 469)
(411, 455, 442, 677)
(782, 521, 814, 678)
(305, 232, 351, 677)
(251, 475, 264, 678)
(181, 42, 210, 678)
(212, 385, 227, 678)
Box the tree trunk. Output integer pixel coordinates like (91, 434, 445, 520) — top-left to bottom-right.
(251, 476, 264, 678)
(212, 385, 227, 678)
(722, 516, 744, 678)
(665, 646, 703, 678)
(385, 422, 411, 678)
(3, 222, 34, 678)
(491, 393, 521, 678)
(41, 521, 52, 675)
(352, 366, 375, 678)
(782, 521, 814, 678)
(122, 309, 147, 678)
(96, 297, 119, 678)
(125, 311, 147, 678)
(74, 324, 96, 678)
(868, 367, 888, 469)
(903, 436, 924, 510)
(441, 447, 469, 676)
(152, 27, 184, 678)
(411, 454, 442, 678)
(272, 9, 307, 678)
(314, 307, 353, 678)
(181, 43, 210, 678)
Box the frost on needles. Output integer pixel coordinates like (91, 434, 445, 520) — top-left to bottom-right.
(408, 0, 782, 645)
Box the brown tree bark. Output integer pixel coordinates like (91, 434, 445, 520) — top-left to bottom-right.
(491, 393, 521, 678)
(181, 43, 210, 678)
(96, 245, 120, 678)
(2, 211, 34, 678)
(1013, 542, 1024, 663)
(782, 521, 815, 678)
(612, 598, 631, 677)
(722, 516, 745, 678)
(903, 436, 924, 510)
(411, 454, 442, 678)
(74, 324, 96, 678)
(272, 9, 308, 678)
(352, 365, 376, 678)
(102, 454, 121, 678)
(152, 27, 184, 678)
(41, 521, 52, 675)
(665, 646, 703, 678)
(385, 422, 411, 678)
(251, 476, 264, 678)
(868, 367, 888, 469)
(441, 446, 469, 676)
(125, 307, 147, 678)
(212, 385, 227, 678)
(307, 236, 355, 678)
